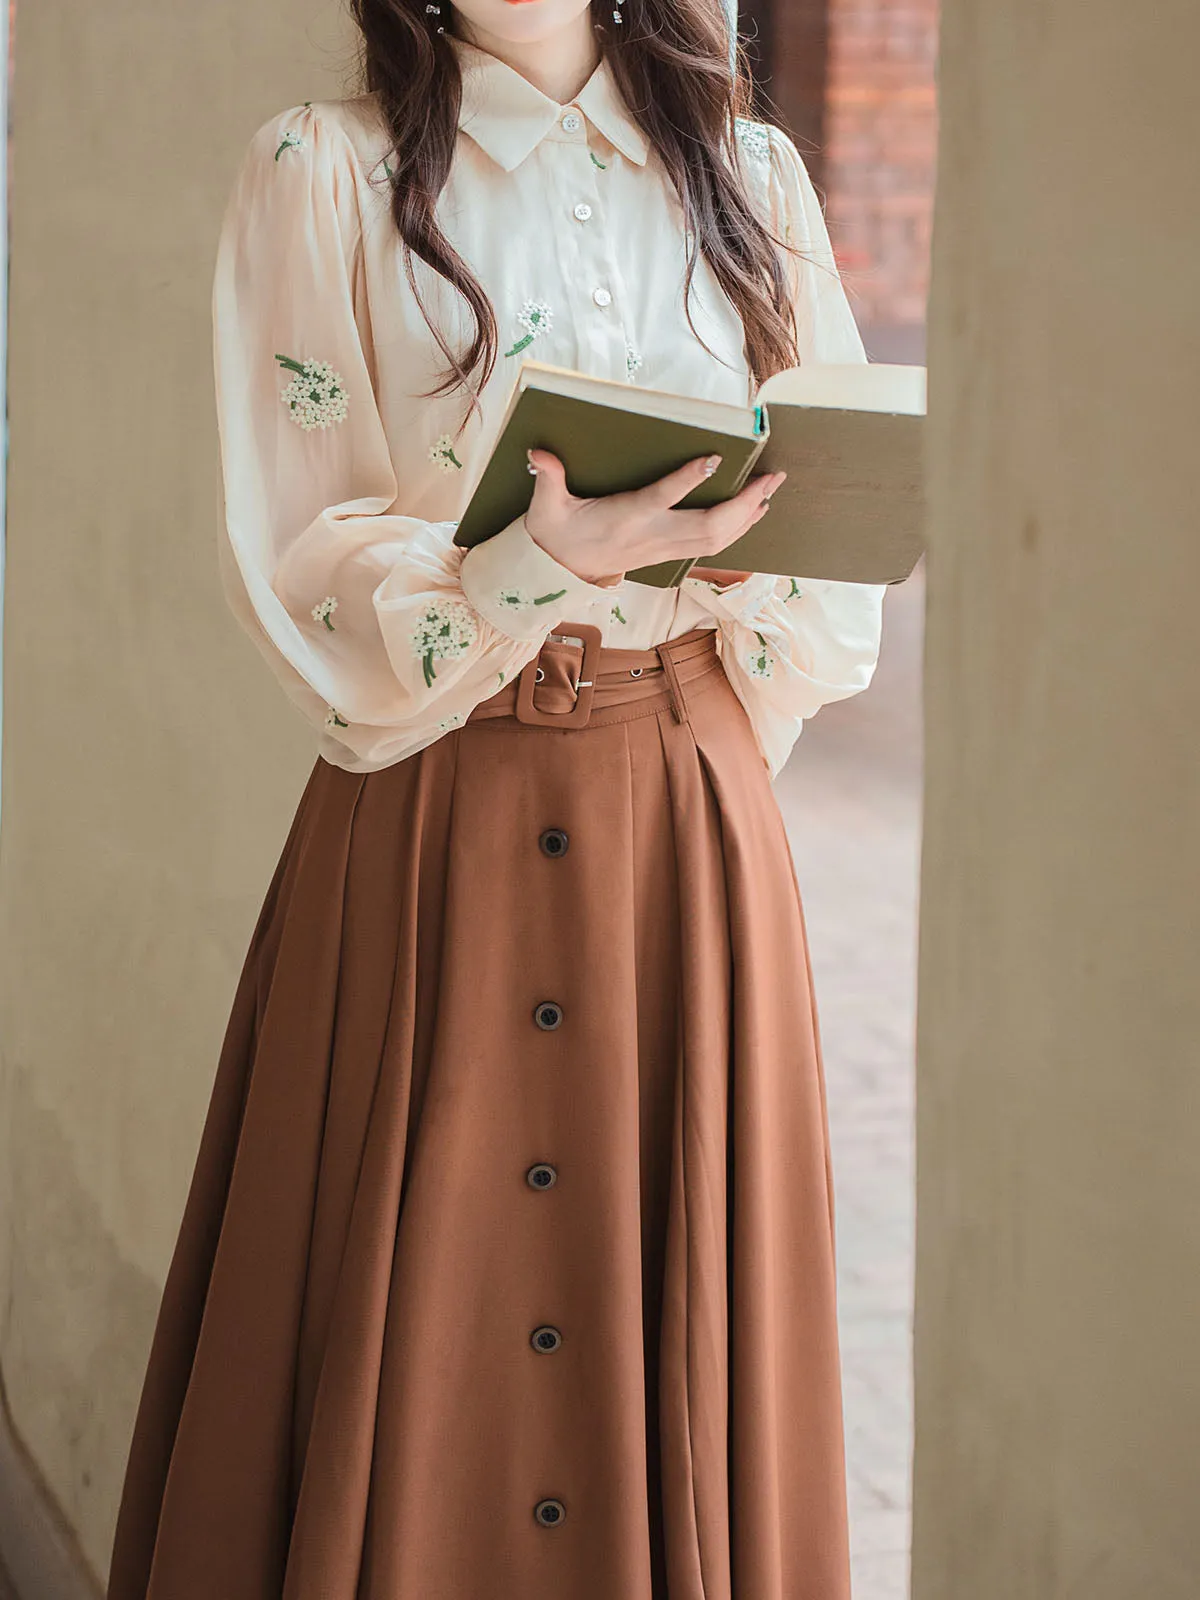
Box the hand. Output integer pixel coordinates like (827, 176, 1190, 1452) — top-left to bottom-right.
(524, 449, 787, 586)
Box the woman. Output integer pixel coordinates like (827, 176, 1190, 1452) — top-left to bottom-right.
(106, 1, 885, 1596)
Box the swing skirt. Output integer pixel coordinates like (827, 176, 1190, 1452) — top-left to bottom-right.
(105, 623, 851, 1600)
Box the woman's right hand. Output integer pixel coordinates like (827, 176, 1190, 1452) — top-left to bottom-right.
(523, 449, 787, 586)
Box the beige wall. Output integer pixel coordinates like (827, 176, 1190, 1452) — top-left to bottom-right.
(0, 2, 353, 1584)
(914, 2, 1200, 1596)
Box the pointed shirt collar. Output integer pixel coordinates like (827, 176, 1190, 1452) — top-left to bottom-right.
(452, 37, 650, 171)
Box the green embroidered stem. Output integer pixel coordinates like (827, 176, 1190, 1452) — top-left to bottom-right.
(504, 332, 535, 358)
(786, 578, 802, 600)
(533, 589, 568, 605)
(612, 604, 627, 624)
(330, 710, 348, 727)
(422, 651, 436, 688)
(322, 615, 335, 631)
(590, 152, 607, 170)
(275, 354, 309, 376)
(445, 446, 463, 469)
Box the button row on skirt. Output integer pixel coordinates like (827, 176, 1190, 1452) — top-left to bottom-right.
(526, 821, 572, 1526)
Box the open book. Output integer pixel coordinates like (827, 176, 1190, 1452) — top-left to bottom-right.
(452, 358, 926, 588)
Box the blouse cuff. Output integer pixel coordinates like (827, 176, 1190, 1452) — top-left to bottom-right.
(459, 513, 620, 642)
(683, 570, 779, 626)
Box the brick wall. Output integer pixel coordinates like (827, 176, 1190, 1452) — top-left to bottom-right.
(744, 0, 939, 343)
(824, 0, 938, 332)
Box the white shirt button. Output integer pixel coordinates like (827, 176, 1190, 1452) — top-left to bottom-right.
(573, 202, 593, 223)
(592, 286, 613, 308)
(561, 111, 583, 133)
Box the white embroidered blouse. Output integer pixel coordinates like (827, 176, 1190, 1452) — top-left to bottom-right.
(212, 35, 886, 778)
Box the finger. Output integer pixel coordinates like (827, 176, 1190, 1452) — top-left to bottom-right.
(683, 471, 787, 556)
(643, 453, 724, 510)
(527, 449, 572, 515)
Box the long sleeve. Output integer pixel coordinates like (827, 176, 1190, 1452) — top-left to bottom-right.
(212, 102, 616, 770)
(685, 122, 889, 780)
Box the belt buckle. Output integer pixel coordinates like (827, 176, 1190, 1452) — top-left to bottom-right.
(515, 623, 603, 729)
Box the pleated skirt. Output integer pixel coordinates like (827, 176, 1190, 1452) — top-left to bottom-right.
(105, 624, 851, 1600)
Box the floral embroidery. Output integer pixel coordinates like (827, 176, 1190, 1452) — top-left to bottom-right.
(325, 707, 349, 729)
(746, 630, 775, 679)
(498, 587, 568, 610)
(311, 595, 339, 631)
(275, 354, 349, 431)
(411, 598, 478, 687)
(275, 129, 306, 160)
(429, 433, 464, 472)
(504, 300, 554, 359)
(438, 712, 466, 732)
(625, 342, 643, 381)
(590, 151, 608, 171)
(785, 578, 803, 601)
(734, 117, 772, 164)
(611, 603, 627, 624)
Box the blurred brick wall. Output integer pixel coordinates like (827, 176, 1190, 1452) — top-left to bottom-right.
(825, 0, 938, 338)
(743, 0, 939, 355)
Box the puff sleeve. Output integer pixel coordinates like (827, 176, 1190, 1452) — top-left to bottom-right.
(687, 123, 889, 779)
(212, 102, 615, 770)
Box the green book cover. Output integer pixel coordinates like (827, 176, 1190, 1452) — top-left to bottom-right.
(452, 359, 927, 589)
(453, 381, 767, 589)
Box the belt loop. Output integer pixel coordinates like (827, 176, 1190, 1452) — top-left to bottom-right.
(654, 641, 691, 728)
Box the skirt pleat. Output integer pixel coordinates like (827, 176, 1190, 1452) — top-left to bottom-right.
(106, 629, 851, 1600)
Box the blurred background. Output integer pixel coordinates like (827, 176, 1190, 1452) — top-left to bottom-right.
(742, 4, 936, 1595)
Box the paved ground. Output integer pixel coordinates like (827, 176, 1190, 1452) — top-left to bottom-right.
(775, 565, 923, 1600)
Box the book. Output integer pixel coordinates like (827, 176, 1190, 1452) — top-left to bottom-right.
(452, 358, 926, 589)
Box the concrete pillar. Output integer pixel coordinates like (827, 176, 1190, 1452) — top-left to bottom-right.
(914, 2, 1200, 1596)
(0, 1, 350, 1583)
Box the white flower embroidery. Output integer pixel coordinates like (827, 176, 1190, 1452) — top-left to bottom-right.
(438, 712, 466, 732)
(311, 595, 339, 630)
(735, 117, 772, 164)
(505, 300, 554, 358)
(275, 354, 349, 431)
(275, 129, 306, 160)
(746, 631, 775, 679)
(411, 599, 478, 687)
(625, 342, 643, 381)
(324, 706, 349, 729)
(429, 433, 463, 472)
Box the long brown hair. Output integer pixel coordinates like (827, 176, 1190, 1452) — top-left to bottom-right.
(349, 0, 802, 406)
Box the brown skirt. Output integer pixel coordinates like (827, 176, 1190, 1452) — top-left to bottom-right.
(105, 624, 850, 1600)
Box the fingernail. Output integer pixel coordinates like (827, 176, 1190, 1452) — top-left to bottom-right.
(763, 476, 784, 500)
(703, 455, 722, 476)
(528, 462, 539, 475)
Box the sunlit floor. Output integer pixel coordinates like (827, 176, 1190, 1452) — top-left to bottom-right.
(776, 564, 923, 1600)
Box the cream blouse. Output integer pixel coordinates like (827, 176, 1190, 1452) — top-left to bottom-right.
(211, 35, 886, 779)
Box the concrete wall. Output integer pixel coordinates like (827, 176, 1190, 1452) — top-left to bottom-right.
(914, 2, 1200, 1596)
(0, 2, 352, 1584)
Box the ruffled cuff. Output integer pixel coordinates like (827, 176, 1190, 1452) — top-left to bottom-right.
(459, 514, 619, 642)
(682, 570, 780, 626)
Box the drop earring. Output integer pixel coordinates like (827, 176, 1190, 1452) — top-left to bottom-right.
(426, 2, 445, 34)
(612, 3, 624, 21)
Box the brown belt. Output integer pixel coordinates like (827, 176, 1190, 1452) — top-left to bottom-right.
(466, 623, 722, 732)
